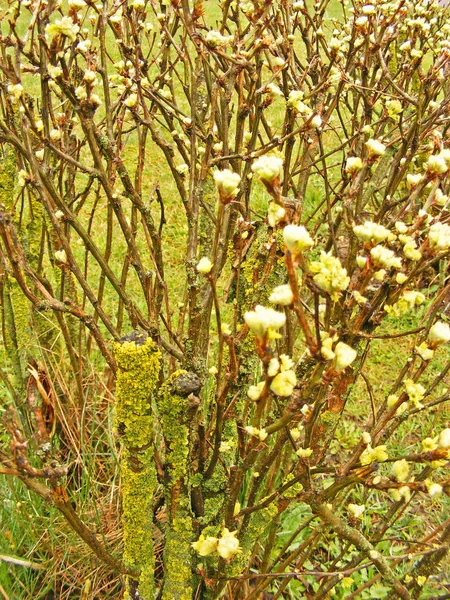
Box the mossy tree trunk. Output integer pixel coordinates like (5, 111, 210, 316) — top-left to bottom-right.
(115, 337, 203, 599)
(157, 371, 201, 600)
(114, 333, 161, 600)
(0, 150, 29, 395)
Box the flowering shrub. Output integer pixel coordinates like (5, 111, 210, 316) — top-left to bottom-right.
(0, 0, 449, 598)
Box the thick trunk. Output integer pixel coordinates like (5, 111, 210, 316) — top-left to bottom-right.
(157, 371, 201, 600)
(114, 333, 161, 600)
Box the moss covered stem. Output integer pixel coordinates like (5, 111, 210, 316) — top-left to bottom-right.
(157, 371, 201, 600)
(114, 333, 161, 600)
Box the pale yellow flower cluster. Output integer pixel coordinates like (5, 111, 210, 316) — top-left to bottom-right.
(45, 16, 80, 42)
(244, 426, 268, 441)
(360, 444, 389, 465)
(348, 503, 365, 518)
(309, 252, 350, 301)
(428, 222, 450, 251)
(404, 379, 425, 409)
(213, 169, 241, 200)
(320, 333, 357, 370)
(251, 155, 283, 183)
(192, 528, 240, 560)
(353, 221, 390, 244)
(269, 284, 293, 306)
(244, 305, 286, 340)
(205, 30, 233, 47)
(370, 245, 402, 269)
(283, 225, 314, 253)
(384, 290, 425, 317)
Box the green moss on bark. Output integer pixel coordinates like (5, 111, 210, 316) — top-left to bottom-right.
(114, 336, 161, 600)
(157, 371, 199, 600)
(0, 151, 30, 392)
(0, 150, 16, 209)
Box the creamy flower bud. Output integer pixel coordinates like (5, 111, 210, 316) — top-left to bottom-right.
(124, 93, 138, 108)
(404, 379, 425, 408)
(75, 86, 87, 100)
(280, 354, 294, 371)
(244, 425, 259, 437)
(258, 429, 268, 441)
(353, 221, 390, 243)
(360, 444, 388, 465)
(45, 16, 80, 42)
(348, 503, 365, 518)
(428, 222, 450, 251)
(221, 323, 232, 336)
(205, 30, 233, 47)
(267, 358, 280, 377)
(398, 486, 411, 502)
(362, 432, 371, 445)
(434, 189, 448, 207)
(50, 128, 61, 141)
(395, 221, 408, 234)
(370, 245, 402, 269)
(283, 224, 314, 253)
(345, 156, 363, 173)
(415, 342, 434, 361)
(244, 305, 286, 339)
(422, 437, 438, 452)
(219, 441, 232, 452)
(213, 169, 241, 198)
(438, 428, 450, 448)
(269, 284, 293, 306)
(320, 334, 335, 360)
(196, 257, 213, 274)
(290, 427, 302, 440)
(427, 482, 443, 497)
(192, 535, 218, 556)
(427, 154, 448, 175)
(392, 459, 409, 482)
(440, 149, 450, 169)
(356, 255, 367, 269)
(365, 138, 386, 158)
(83, 69, 97, 84)
(267, 202, 286, 227)
(251, 155, 283, 182)
(406, 173, 423, 188)
(217, 529, 240, 560)
(266, 82, 283, 97)
(334, 342, 357, 370)
(54, 250, 67, 262)
(176, 163, 189, 175)
(77, 39, 91, 53)
(354, 291, 368, 305)
(17, 169, 29, 187)
(386, 99, 402, 117)
(90, 94, 102, 107)
(374, 269, 386, 281)
(296, 447, 313, 458)
(270, 369, 297, 396)
(247, 382, 265, 400)
(7, 83, 24, 102)
(48, 64, 63, 79)
(309, 252, 349, 301)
